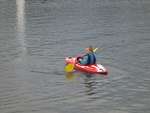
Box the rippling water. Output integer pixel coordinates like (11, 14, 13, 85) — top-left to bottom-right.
(0, 0, 150, 113)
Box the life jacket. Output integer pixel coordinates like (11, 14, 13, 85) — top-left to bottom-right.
(86, 53, 96, 65)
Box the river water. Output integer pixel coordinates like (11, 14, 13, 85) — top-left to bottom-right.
(0, 0, 150, 113)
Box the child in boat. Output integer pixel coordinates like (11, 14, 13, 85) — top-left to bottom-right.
(77, 46, 96, 65)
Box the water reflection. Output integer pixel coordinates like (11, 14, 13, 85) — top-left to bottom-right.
(84, 74, 97, 96)
(16, 0, 26, 53)
(65, 72, 80, 80)
(65, 72, 98, 96)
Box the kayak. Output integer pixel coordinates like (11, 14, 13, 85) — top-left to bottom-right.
(65, 57, 108, 75)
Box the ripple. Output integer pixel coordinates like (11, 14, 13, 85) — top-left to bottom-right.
(0, 0, 150, 113)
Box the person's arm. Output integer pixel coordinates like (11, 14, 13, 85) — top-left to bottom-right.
(80, 55, 89, 65)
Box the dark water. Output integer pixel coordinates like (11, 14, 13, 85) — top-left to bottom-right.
(0, 0, 150, 113)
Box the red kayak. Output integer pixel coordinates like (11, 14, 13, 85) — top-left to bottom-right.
(65, 57, 108, 75)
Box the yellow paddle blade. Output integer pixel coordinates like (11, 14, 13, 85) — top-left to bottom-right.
(93, 48, 98, 52)
(64, 64, 74, 72)
(93, 48, 103, 52)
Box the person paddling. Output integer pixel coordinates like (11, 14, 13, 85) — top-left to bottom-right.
(77, 46, 96, 65)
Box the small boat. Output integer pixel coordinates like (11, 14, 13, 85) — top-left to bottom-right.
(65, 57, 108, 75)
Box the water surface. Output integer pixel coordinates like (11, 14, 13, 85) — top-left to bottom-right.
(0, 0, 150, 113)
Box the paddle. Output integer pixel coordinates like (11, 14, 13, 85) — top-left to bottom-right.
(93, 47, 98, 52)
(64, 63, 74, 72)
(64, 48, 99, 72)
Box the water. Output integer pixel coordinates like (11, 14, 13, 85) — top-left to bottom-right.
(0, 0, 150, 113)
